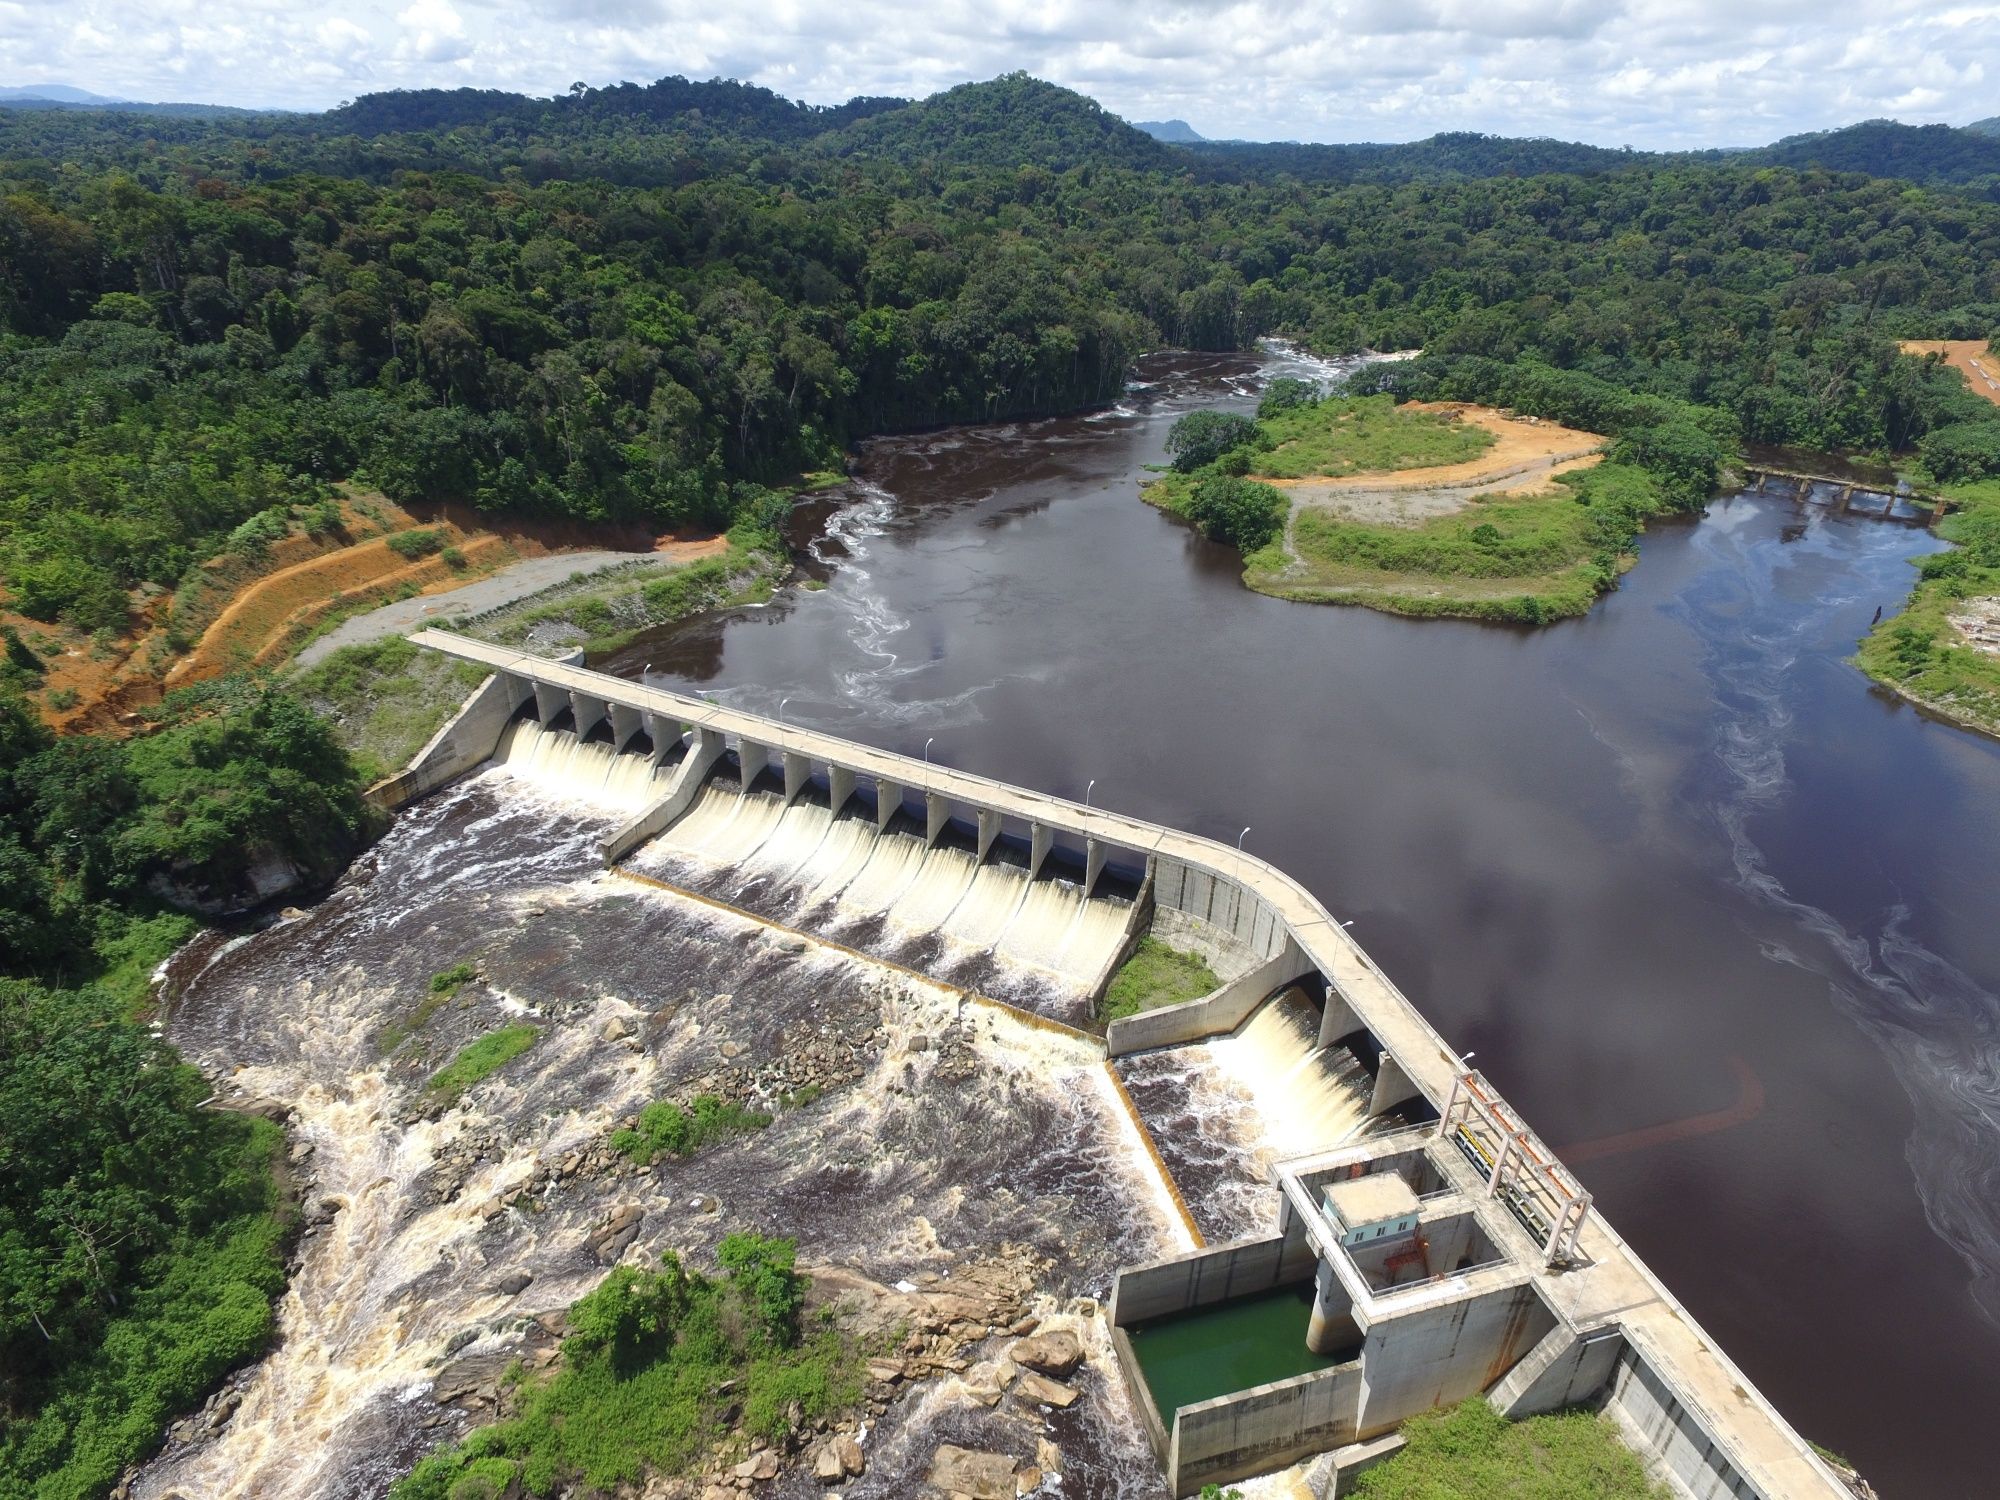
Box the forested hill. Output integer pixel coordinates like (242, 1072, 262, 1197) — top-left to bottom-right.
(826, 73, 1178, 172)
(1181, 132, 1674, 183)
(1752, 121, 2000, 185)
(321, 76, 907, 142)
(2, 69, 1999, 642)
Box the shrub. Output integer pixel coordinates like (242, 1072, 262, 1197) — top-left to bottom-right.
(440, 545, 467, 569)
(1167, 409, 1259, 473)
(430, 962, 478, 995)
(1182, 475, 1289, 551)
(386, 529, 444, 560)
(610, 1094, 771, 1163)
(303, 499, 345, 537)
(1257, 377, 1320, 419)
(717, 1232, 803, 1350)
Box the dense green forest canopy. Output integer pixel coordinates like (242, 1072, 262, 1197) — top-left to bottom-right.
(3, 73, 1999, 633)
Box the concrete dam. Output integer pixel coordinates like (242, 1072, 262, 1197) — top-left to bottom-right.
(379, 629, 1854, 1500)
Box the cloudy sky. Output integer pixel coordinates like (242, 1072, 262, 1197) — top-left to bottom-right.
(4, 0, 1995, 148)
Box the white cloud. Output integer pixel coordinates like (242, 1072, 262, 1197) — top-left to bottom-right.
(0, 0, 1993, 146)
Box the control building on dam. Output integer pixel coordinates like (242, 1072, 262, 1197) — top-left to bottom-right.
(380, 629, 1854, 1500)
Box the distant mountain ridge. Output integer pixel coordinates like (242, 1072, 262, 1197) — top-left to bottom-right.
(0, 84, 127, 104)
(9, 73, 2000, 189)
(0, 82, 267, 117)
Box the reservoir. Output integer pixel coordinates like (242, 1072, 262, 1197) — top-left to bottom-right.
(603, 349, 2000, 1498)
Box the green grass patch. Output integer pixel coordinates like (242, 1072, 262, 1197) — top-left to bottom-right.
(1245, 459, 1675, 625)
(289, 636, 490, 783)
(610, 1094, 773, 1164)
(1352, 1398, 1667, 1499)
(428, 1024, 539, 1103)
(392, 1237, 863, 1500)
(1854, 477, 2000, 740)
(1101, 937, 1221, 1022)
(1250, 394, 1495, 480)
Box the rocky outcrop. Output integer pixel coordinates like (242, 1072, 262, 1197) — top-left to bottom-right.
(927, 1445, 1020, 1500)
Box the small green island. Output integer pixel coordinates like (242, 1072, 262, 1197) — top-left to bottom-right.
(1142, 377, 1718, 624)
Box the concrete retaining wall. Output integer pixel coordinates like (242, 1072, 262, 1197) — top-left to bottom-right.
(1354, 1282, 1556, 1439)
(1152, 856, 1290, 970)
(600, 731, 726, 862)
(1171, 1361, 1365, 1497)
(1105, 937, 1311, 1057)
(1603, 1343, 1765, 1500)
(1109, 1234, 1320, 1329)
(364, 669, 527, 811)
(1491, 1324, 1627, 1419)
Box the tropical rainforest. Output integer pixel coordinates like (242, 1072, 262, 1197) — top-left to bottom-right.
(4, 68, 2000, 1498)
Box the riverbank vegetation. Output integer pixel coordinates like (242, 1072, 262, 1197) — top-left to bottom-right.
(392, 1236, 862, 1500)
(1146, 383, 1702, 622)
(463, 530, 788, 657)
(1855, 478, 2000, 737)
(1352, 1398, 1665, 1498)
(0, 1030, 291, 1500)
(1100, 938, 1222, 1021)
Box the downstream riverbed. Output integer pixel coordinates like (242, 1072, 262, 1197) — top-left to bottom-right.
(602, 349, 2000, 1499)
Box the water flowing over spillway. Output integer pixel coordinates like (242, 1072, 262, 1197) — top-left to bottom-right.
(491, 717, 673, 813)
(1115, 989, 1376, 1242)
(629, 775, 1133, 1024)
(136, 764, 1184, 1500)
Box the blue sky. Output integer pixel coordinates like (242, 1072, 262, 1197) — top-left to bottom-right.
(4, 0, 1994, 147)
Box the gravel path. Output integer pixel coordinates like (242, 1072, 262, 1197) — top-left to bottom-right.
(293, 550, 649, 668)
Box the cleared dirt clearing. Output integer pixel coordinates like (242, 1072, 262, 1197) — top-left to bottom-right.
(1900, 340, 2000, 409)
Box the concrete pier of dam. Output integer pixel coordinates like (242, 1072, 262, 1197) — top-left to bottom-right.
(386, 628, 1853, 1500)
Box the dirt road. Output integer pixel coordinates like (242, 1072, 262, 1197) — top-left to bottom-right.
(293, 540, 727, 668)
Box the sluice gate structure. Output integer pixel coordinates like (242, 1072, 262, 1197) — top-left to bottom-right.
(389, 630, 1850, 1500)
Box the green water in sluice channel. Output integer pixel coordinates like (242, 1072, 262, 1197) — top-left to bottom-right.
(1126, 1284, 1352, 1419)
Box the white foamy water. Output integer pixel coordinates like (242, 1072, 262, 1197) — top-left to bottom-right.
(1208, 987, 1373, 1160)
(634, 781, 1134, 1003)
(492, 719, 670, 813)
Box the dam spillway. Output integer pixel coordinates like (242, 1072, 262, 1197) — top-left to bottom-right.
(629, 770, 1135, 1015)
(374, 629, 1857, 1500)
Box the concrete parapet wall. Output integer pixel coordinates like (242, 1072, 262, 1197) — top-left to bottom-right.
(1109, 1235, 1320, 1329)
(1171, 1361, 1364, 1497)
(1105, 937, 1311, 1057)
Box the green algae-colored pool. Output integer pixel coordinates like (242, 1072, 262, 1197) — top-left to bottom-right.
(1126, 1284, 1353, 1420)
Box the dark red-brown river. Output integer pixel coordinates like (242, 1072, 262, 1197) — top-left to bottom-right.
(601, 348, 2000, 1498)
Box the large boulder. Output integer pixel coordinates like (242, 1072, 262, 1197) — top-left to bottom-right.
(1006, 1328, 1082, 1376)
(927, 1445, 1017, 1500)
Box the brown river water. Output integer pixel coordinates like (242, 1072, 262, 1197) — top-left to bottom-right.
(601, 348, 2000, 1498)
